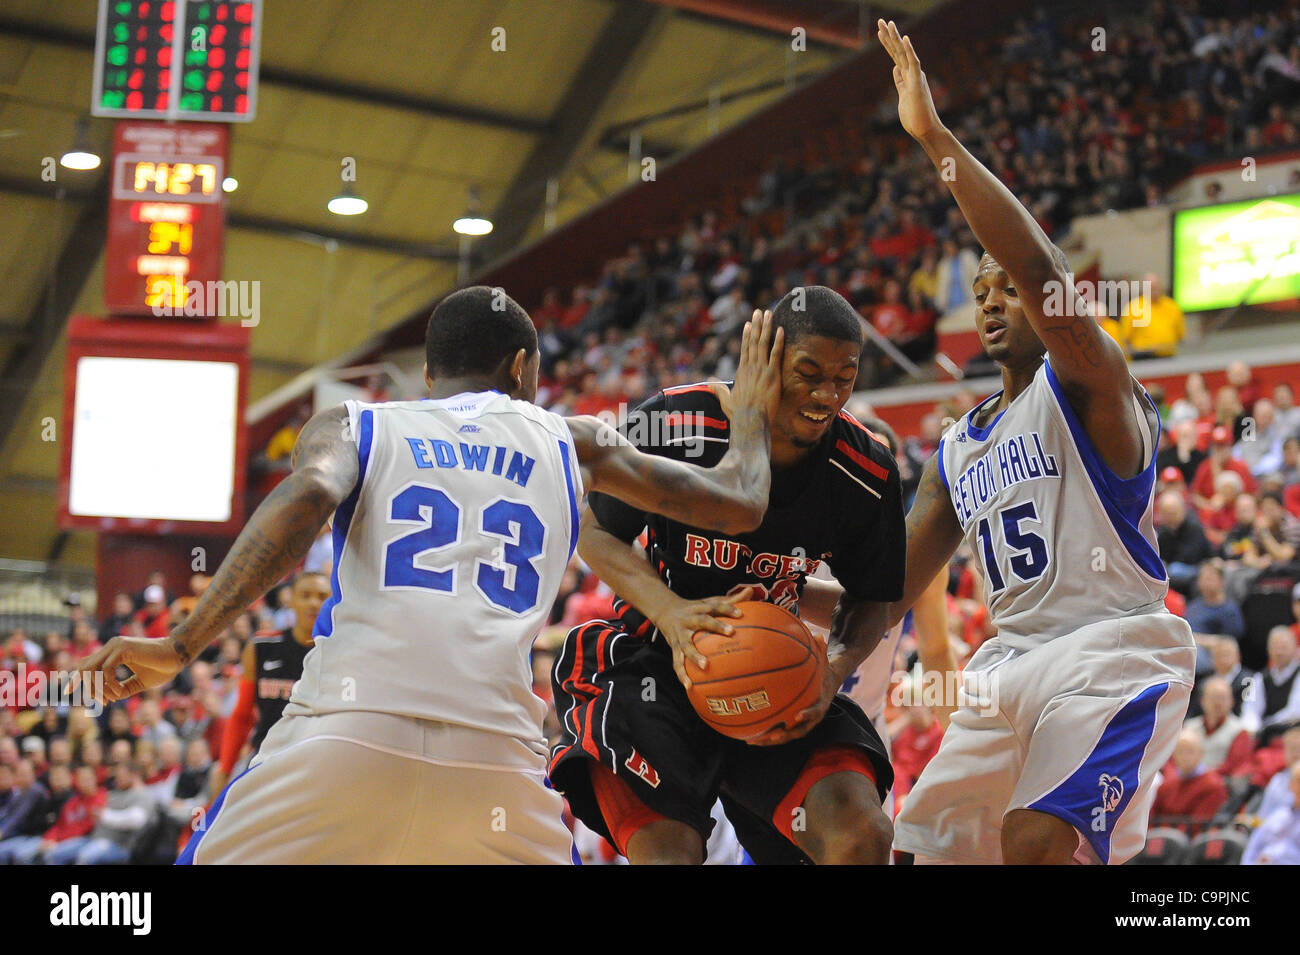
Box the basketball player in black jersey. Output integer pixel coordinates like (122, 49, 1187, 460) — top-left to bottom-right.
(210, 572, 330, 796)
(549, 287, 905, 864)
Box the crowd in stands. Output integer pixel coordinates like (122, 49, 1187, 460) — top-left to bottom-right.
(516, 0, 1300, 410)
(10, 0, 1300, 865)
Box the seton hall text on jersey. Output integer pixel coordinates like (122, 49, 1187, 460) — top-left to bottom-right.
(951, 430, 1060, 527)
(404, 437, 535, 487)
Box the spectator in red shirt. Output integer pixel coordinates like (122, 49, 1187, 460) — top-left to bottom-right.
(1191, 426, 1258, 510)
(134, 584, 171, 639)
(67, 622, 102, 662)
(1150, 730, 1229, 832)
(889, 702, 944, 801)
(10, 765, 104, 865)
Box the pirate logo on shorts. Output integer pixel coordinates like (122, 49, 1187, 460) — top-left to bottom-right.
(1090, 773, 1124, 832)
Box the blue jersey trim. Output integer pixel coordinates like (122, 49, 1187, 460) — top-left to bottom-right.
(1028, 682, 1170, 864)
(314, 408, 376, 639)
(936, 436, 950, 491)
(1041, 362, 1166, 582)
(965, 391, 1008, 442)
(175, 761, 260, 864)
(557, 438, 579, 560)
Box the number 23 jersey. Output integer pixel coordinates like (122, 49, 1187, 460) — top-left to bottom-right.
(286, 392, 582, 755)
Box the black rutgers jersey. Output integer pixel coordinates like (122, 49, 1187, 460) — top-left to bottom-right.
(251, 629, 311, 750)
(588, 382, 906, 642)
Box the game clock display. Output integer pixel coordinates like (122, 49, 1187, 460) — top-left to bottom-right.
(104, 121, 227, 316)
(91, 0, 261, 122)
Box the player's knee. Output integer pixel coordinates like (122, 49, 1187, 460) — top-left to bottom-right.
(1001, 809, 1078, 865)
(625, 819, 705, 865)
(800, 773, 892, 865)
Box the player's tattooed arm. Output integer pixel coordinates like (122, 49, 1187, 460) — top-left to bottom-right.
(569, 311, 782, 534)
(71, 405, 358, 703)
(887, 453, 962, 630)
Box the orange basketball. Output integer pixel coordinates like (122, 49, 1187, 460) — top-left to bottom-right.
(684, 601, 826, 741)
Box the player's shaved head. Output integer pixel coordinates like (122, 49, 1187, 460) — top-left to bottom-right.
(425, 286, 538, 379)
(771, 286, 864, 348)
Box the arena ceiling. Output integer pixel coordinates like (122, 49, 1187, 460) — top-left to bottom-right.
(0, 0, 940, 568)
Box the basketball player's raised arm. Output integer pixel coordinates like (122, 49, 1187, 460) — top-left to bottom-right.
(568, 312, 783, 535)
(879, 20, 1142, 474)
(71, 406, 359, 703)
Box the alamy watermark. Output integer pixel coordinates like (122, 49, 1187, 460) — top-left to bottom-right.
(594, 403, 715, 458)
(0, 664, 105, 717)
(890, 662, 1000, 717)
(149, 277, 261, 327)
(1042, 273, 1154, 325)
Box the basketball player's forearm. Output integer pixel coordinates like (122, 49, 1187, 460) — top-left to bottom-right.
(912, 574, 957, 727)
(826, 597, 890, 683)
(167, 473, 337, 664)
(577, 522, 680, 624)
(916, 126, 1060, 304)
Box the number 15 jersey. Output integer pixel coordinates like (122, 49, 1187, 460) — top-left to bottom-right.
(286, 391, 582, 757)
(937, 359, 1168, 654)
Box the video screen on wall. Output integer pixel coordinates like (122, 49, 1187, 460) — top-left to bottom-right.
(1172, 193, 1300, 311)
(67, 356, 239, 523)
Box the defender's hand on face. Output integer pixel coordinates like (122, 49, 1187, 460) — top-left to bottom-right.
(711, 310, 783, 424)
(656, 587, 755, 690)
(878, 19, 942, 143)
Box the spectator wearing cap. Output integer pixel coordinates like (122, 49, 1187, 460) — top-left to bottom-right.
(1242, 763, 1300, 865)
(1184, 678, 1255, 778)
(1243, 627, 1300, 745)
(1150, 730, 1229, 832)
(1157, 491, 1213, 594)
(1158, 420, 1207, 487)
(134, 585, 171, 639)
(1192, 426, 1258, 512)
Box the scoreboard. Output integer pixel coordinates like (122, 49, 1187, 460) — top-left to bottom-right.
(91, 0, 261, 122)
(104, 121, 227, 316)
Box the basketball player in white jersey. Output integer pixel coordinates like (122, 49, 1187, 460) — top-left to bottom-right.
(876, 21, 1195, 864)
(72, 287, 784, 864)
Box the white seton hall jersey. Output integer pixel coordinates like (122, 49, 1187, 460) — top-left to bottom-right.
(286, 391, 582, 757)
(937, 359, 1167, 653)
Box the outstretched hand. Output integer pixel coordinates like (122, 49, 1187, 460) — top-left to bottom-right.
(878, 19, 943, 143)
(709, 309, 783, 424)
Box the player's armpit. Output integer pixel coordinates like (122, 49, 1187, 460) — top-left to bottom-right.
(799, 577, 843, 632)
(567, 413, 771, 534)
(887, 453, 962, 630)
